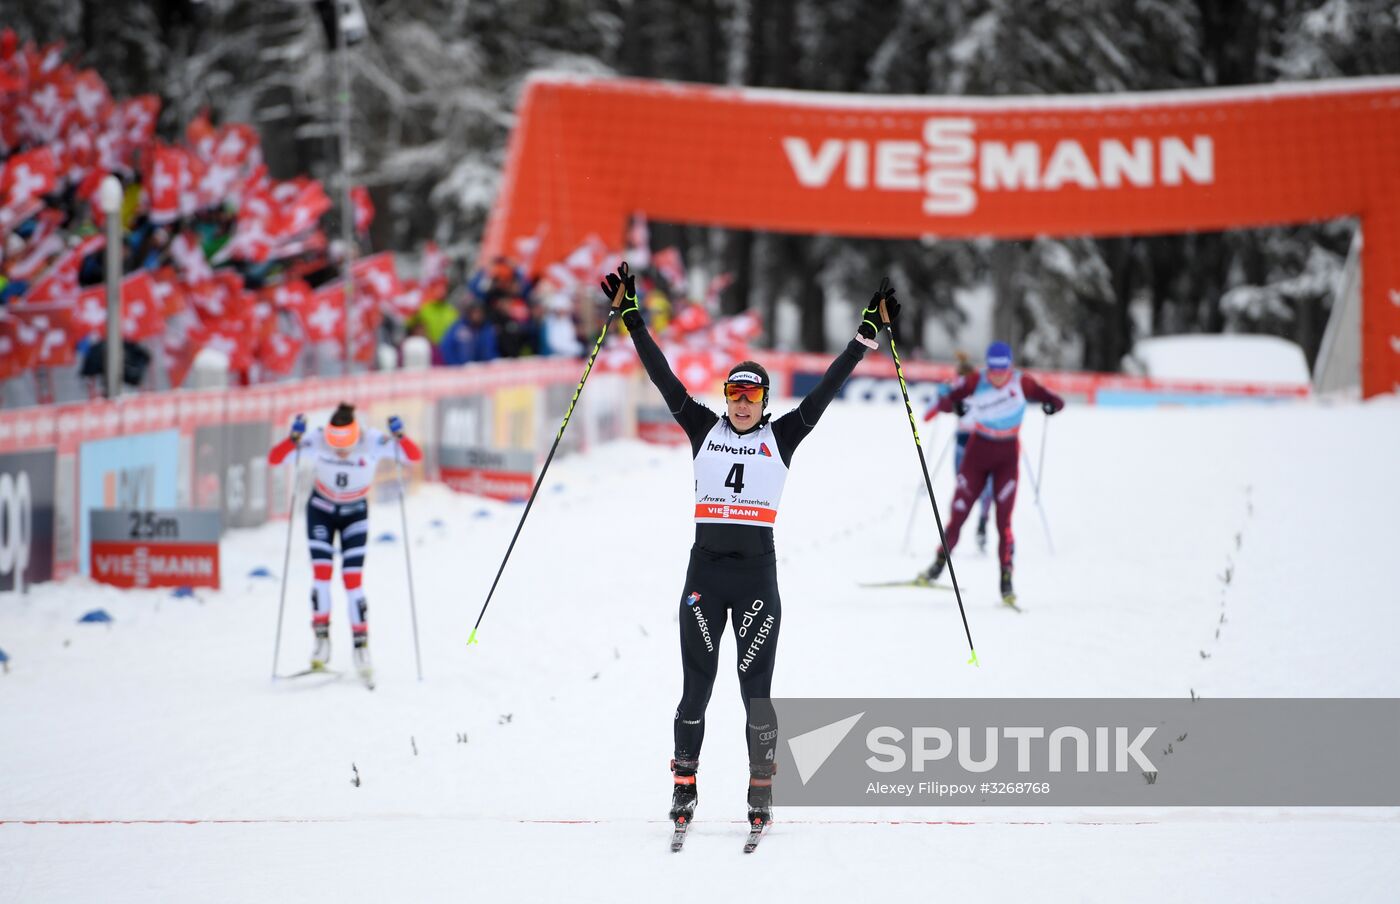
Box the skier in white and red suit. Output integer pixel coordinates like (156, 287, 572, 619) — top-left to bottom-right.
(268, 402, 422, 673)
(920, 341, 1064, 601)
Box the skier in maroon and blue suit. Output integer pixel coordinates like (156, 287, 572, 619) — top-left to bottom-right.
(919, 341, 1064, 603)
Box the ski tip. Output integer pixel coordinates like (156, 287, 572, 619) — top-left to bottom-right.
(967, 650, 980, 668)
(466, 629, 479, 646)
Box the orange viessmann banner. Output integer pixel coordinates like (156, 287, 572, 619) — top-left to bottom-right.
(484, 76, 1400, 398)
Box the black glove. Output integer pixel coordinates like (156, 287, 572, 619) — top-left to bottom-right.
(956, 400, 969, 417)
(857, 278, 901, 341)
(601, 263, 639, 325)
(1042, 401, 1059, 415)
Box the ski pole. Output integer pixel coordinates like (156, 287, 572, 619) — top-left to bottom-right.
(395, 452, 423, 681)
(467, 267, 628, 646)
(1020, 448, 1056, 555)
(878, 286, 979, 667)
(902, 428, 952, 555)
(1035, 416, 1050, 504)
(900, 481, 922, 556)
(271, 442, 302, 680)
(929, 425, 956, 479)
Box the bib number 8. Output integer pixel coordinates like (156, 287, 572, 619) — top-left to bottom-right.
(725, 462, 745, 495)
(336, 472, 349, 488)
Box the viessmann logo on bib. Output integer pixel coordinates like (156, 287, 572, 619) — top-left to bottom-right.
(782, 117, 1215, 216)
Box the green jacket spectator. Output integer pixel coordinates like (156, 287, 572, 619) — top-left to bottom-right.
(409, 295, 460, 345)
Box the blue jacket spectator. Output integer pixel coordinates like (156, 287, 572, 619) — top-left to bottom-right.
(440, 305, 499, 364)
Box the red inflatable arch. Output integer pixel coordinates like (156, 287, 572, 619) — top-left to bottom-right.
(484, 76, 1400, 397)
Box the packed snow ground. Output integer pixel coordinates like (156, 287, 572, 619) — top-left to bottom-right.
(3, 396, 1399, 902)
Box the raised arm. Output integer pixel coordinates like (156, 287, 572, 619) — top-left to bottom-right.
(604, 264, 718, 449)
(268, 414, 309, 464)
(772, 280, 901, 462)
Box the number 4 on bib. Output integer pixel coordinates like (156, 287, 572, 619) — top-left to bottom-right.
(725, 463, 746, 494)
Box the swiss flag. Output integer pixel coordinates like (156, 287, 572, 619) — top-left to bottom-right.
(671, 302, 711, 335)
(21, 233, 105, 308)
(0, 316, 37, 380)
(351, 185, 374, 235)
(186, 110, 216, 160)
(387, 280, 427, 318)
(119, 271, 164, 341)
(191, 317, 255, 373)
(300, 284, 345, 342)
(2, 146, 58, 205)
(116, 95, 160, 148)
(257, 331, 303, 375)
(72, 70, 112, 125)
(653, 246, 687, 292)
(420, 240, 448, 300)
(20, 308, 78, 367)
(170, 230, 213, 284)
(265, 279, 312, 316)
(149, 267, 187, 316)
(281, 179, 331, 236)
(71, 284, 109, 333)
(145, 143, 187, 223)
(353, 252, 400, 303)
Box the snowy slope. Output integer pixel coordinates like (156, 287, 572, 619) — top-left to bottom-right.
(2, 396, 1399, 902)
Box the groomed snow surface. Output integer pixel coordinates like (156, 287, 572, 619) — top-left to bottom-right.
(3, 396, 1398, 902)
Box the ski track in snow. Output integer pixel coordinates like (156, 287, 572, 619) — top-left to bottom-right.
(2, 397, 1398, 902)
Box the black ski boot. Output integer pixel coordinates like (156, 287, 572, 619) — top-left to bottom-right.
(747, 763, 775, 828)
(917, 549, 947, 585)
(976, 516, 989, 553)
(669, 759, 698, 824)
(669, 759, 698, 851)
(1000, 568, 1016, 606)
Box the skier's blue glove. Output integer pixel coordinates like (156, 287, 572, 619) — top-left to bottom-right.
(290, 413, 306, 441)
(387, 415, 404, 438)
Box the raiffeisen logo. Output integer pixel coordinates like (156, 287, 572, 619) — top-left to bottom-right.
(781, 117, 1215, 216)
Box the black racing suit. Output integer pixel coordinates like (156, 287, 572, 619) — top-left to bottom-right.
(626, 315, 868, 770)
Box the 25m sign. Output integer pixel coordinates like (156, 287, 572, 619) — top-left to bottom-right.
(89, 509, 222, 590)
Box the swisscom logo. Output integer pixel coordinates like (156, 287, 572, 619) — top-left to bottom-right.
(782, 117, 1215, 216)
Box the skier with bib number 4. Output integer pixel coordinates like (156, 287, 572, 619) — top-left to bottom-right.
(604, 263, 899, 850)
(919, 342, 1063, 605)
(268, 403, 422, 684)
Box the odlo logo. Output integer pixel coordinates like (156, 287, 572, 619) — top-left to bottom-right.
(0, 471, 32, 588)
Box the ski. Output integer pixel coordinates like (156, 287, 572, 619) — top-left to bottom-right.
(669, 817, 690, 852)
(859, 579, 955, 590)
(742, 817, 769, 853)
(277, 666, 342, 680)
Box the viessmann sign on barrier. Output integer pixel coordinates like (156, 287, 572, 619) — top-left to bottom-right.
(89, 509, 222, 589)
(484, 76, 1400, 397)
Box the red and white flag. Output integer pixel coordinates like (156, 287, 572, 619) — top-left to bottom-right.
(257, 331, 303, 375)
(300, 283, 345, 342)
(353, 252, 400, 303)
(1, 146, 58, 206)
(351, 185, 374, 234)
(170, 230, 213, 284)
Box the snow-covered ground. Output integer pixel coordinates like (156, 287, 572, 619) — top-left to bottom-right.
(2, 395, 1398, 902)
